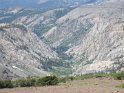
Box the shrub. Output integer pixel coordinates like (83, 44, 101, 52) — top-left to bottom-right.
(0, 80, 13, 89)
(59, 77, 67, 83)
(15, 79, 29, 87)
(112, 72, 124, 80)
(68, 76, 75, 81)
(59, 76, 75, 83)
(36, 76, 59, 86)
(94, 73, 109, 78)
(15, 77, 36, 87)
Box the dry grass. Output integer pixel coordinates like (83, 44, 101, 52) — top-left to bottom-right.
(0, 78, 124, 93)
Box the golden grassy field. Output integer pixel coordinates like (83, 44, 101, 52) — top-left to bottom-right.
(0, 78, 124, 93)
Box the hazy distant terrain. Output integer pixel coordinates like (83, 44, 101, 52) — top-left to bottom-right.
(0, 0, 124, 79)
(0, 0, 96, 8)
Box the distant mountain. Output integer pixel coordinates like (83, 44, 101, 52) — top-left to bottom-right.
(0, 0, 97, 9)
(0, 0, 39, 8)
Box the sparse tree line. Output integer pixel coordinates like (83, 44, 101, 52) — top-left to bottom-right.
(0, 76, 59, 89)
(0, 71, 124, 89)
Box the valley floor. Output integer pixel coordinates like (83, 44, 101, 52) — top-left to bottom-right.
(0, 78, 124, 93)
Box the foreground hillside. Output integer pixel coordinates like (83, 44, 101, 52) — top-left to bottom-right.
(0, 78, 124, 93)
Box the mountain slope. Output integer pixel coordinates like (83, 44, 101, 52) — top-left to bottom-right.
(0, 24, 59, 80)
(11, 8, 72, 38)
(43, 0, 124, 74)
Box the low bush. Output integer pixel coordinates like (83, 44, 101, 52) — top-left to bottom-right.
(94, 73, 109, 78)
(59, 77, 67, 83)
(0, 80, 13, 89)
(14, 77, 36, 87)
(68, 76, 75, 81)
(59, 76, 75, 83)
(111, 72, 124, 80)
(36, 76, 59, 86)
